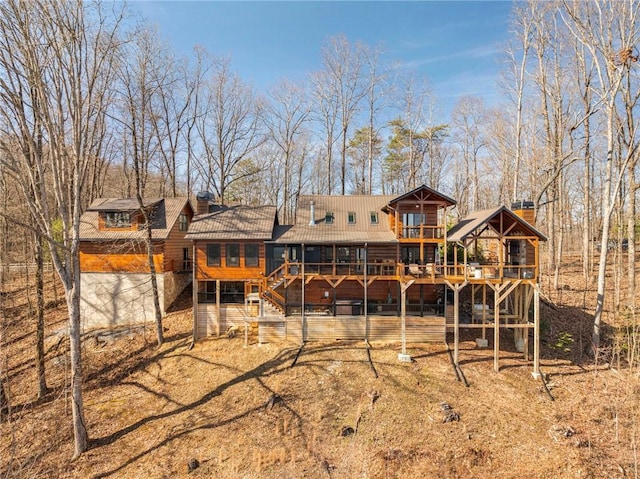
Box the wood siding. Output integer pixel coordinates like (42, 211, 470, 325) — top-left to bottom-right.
(194, 240, 265, 281)
(256, 315, 446, 343)
(163, 205, 193, 272)
(80, 242, 164, 273)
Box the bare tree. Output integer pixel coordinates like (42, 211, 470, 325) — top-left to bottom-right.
(263, 79, 311, 222)
(363, 43, 391, 194)
(318, 35, 367, 195)
(451, 96, 487, 216)
(0, 0, 124, 456)
(193, 56, 263, 204)
(116, 27, 169, 346)
(505, 2, 536, 202)
(562, 0, 640, 349)
(310, 69, 339, 195)
(617, 61, 640, 311)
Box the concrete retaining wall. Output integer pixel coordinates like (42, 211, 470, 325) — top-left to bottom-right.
(80, 272, 166, 330)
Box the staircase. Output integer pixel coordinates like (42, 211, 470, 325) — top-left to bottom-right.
(261, 264, 287, 313)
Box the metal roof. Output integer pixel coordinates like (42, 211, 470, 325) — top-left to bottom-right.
(79, 197, 192, 241)
(275, 195, 398, 244)
(186, 205, 278, 240)
(87, 198, 163, 212)
(447, 206, 547, 242)
(387, 184, 457, 207)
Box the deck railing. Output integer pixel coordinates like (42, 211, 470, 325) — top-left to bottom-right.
(400, 224, 445, 239)
(266, 261, 538, 282)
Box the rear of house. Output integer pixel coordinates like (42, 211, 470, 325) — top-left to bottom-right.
(79, 197, 193, 329)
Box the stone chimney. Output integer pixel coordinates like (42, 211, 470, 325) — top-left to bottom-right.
(511, 200, 535, 225)
(309, 200, 316, 226)
(196, 191, 213, 215)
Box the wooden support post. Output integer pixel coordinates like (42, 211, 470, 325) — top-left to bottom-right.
(398, 280, 413, 362)
(533, 286, 541, 379)
(216, 279, 221, 337)
(192, 244, 198, 341)
(301, 245, 305, 344)
(494, 284, 500, 372)
(453, 286, 460, 365)
(482, 284, 487, 340)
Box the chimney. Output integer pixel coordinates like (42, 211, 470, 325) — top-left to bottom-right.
(309, 200, 316, 226)
(511, 200, 535, 225)
(196, 191, 212, 215)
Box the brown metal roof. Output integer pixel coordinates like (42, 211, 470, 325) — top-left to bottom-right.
(447, 206, 547, 242)
(186, 205, 278, 240)
(79, 197, 192, 241)
(87, 198, 163, 212)
(275, 195, 398, 244)
(387, 184, 456, 207)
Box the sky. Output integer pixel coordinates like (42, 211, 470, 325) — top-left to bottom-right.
(132, 1, 515, 117)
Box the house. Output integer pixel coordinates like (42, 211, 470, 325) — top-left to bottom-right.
(79, 197, 194, 329)
(185, 193, 280, 338)
(189, 186, 546, 375)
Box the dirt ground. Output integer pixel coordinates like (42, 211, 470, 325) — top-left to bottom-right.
(1, 259, 639, 479)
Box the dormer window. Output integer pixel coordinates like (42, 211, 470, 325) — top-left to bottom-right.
(104, 212, 131, 228)
(178, 213, 189, 231)
(325, 212, 334, 224)
(348, 212, 356, 224)
(370, 211, 379, 224)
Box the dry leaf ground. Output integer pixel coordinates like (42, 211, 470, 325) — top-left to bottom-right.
(1, 257, 638, 478)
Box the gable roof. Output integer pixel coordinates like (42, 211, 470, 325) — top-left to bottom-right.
(447, 206, 547, 243)
(274, 195, 398, 244)
(386, 184, 456, 208)
(79, 197, 192, 241)
(186, 205, 278, 240)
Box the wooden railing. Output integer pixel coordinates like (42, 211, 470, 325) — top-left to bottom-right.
(400, 225, 445, 240)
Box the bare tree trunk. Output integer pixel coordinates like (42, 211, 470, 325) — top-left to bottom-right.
(66, 268, 88, 457)
(627, 169, 636, 311)
(35, 234, 48, 398)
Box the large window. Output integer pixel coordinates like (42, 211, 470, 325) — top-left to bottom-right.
(226, 243, 240, 266)
(402, 213, 426, 238)
(207, 244, 221, 266)
(104, 212, 131, 228)
(245, 243, 259, 267)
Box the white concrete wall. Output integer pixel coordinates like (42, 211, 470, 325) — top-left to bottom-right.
(80, 272, 166, 330)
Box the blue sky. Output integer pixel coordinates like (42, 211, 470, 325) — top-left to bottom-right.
(133, 1, 514, 117)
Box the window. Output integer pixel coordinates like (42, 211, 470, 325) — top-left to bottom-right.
(178, 213, 189, 231)
(206, 244, 220, 266)
(325, 211, 334, 224)
(226, 243, 240, 267)
(402, 212, 426, 238)
(220, 281, 244, 303)
(348, 212, 356, 224)
(182, 247, 192, 270)
(324, 246, 334, 262)
(104, 212, 131, 228)
(245, 243, 259, 267)
(337, 247, 350, 263)
(370, 211, 379, 224)
(200, 281, 216, 303)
